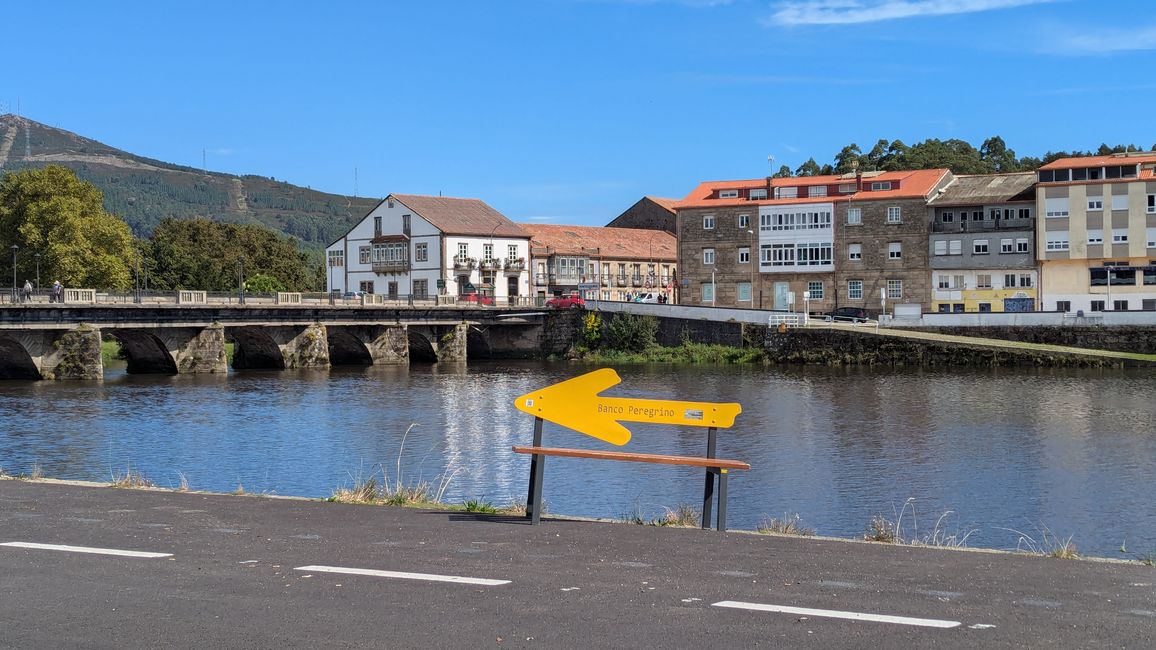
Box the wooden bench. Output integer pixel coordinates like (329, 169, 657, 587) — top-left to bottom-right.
(511, 420, 750, 531)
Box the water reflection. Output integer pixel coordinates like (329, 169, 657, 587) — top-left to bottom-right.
(0, 362, 1153, 557)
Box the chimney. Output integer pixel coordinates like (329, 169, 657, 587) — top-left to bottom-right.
(765, 175, 773, 197)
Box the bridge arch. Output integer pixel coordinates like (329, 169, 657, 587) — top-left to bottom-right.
(230, 327, 286, 370)
(406, 328, 438, 363)
(0, 334, 41, 380)
(327, 328, 373, 366)
(107, 330, 179, 374)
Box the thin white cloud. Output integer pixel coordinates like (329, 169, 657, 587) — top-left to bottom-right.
(767, 0, 1054, 26)
(1050, 25, 1156, 54)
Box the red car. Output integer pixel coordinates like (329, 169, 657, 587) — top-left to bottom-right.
(545, 295, 585, 309)
(459, 292, 494, 305)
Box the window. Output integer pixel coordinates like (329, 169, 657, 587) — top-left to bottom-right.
(402, 214, 411, 235)
(886, 279, 902, 299)
(1087, 199, 1103, 211)
(1145, 268, 1156, 285)
(848, 243, 862, 260)
(359, 280, 374, 294)
(1111, 193, 1129, 211)
(872, 181, 892, 191)
(1018, 208, 1031, 219)
(776, 187, 798, 199)
(1114, 300, 1129, 311)
(938, 275, 951, 289)
(847, 208, 862, 225)
(737, 282, 752, 302)
(888, 242, 902, 260)
(1148, 194, 1155, 214)
(1019, 274, 1034, 288)
(1112, 229, 1129, 244)
(703, 215, 715, 230)
(1148, 227, 1156, 248)
(949, 240, 962, 255)
(1091, 300, 1105, 312)
(508, 244, 518, 260)
(738, 247, 750, 264)
(359, 246, 371, 264)
(848, 280, 863, 300)
(1045, 197, 1069, 217)
(1045, 232, 1069, 251)
(978, 303, 992, 313)
(1087, 230, 1104, 245)
(887, 206, 902, 223)
(809, 186, 828, 197)
(1004, 274, 1016, 288)
(933, 240, 947, 255)
(1016, 238, 1030, 253)
(373, 216, 382, 237)
(1000, 239, 1014, 253)
(415, 242, 428, 262)
(807, 281, 824, 299)
(977, 274, 992, 289)
(457, 242, 469, 258)
(749, 189, 767, 200)
(941, 211, 954, 223)
(719, 190, 738, 199)
(702, 283, 715, 303)
(703, 248, 715, 265)
(737, 214, 749, 229)
(839, 183, 856, 194)
(953, 274, 964, 289)
(1056, 300, 1071, 312)
(483, 243, 494, 261)
(327, 249, 344, 267)
(413, 279, 428, 299)
(974, 240, 989, 255)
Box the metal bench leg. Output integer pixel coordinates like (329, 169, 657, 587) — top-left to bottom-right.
(530, 454, 545, 525)
(702, 427, 717, 530)
(717, 469, 728, 532)
(526, 417, 543, 521)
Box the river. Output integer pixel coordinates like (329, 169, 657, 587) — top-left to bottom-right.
(1, 361, 1153, 558)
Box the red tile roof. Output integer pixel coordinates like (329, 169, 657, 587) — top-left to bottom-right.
(390, 194, 529, 238)
(646, 196, 679, 214)
(674, 169, 951, 209)
(1038, 153, 1156, 171)
(519, 223, 677, 261)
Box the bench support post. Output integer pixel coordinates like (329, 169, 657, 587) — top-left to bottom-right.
(526, 417, 545, 524)
(701, 427, 717, 530)
(717, 469, 728, 532)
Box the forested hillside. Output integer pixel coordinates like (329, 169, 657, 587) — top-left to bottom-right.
(0, 114, 378, 248)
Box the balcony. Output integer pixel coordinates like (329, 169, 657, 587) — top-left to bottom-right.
(615, 275, 628, 287)
(453, 255, 477, 271)
(479, 258, 499, 271)
(601, 274, 611, 286)
(371, 259, 410, 274)
(503, 258, 526, 272)
(630, 275, 644, 287)
(932, 218, 1033, 234)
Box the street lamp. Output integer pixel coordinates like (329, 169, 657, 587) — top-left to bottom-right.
(10, 244, 17, 303)
(34, 253, 40, 298)
(237, 256, 246, 305)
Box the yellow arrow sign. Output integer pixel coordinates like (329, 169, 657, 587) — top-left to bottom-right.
(513, 368, 742, 446)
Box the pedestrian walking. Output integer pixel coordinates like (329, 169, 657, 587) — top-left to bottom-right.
(22, 279, 32, 303)
(51, 280, 62, 304)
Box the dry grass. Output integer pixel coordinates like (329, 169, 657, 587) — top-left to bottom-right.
(327, 424, 462, 510)
(175, 471, 190, 492)
(998, 524, 1079, 559)
(232, 483, 246, 495)
(28, 463, 44, 480)
(863, 500, 976, 548)
(110, 469, 156, 489)
(758, 514, 816, 537)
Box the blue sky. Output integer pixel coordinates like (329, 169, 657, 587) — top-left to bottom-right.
(5, 1, 1154, 226)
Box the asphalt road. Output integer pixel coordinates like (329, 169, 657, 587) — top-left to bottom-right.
(1, 480, 1153, 649)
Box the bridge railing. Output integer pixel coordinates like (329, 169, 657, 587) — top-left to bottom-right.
(0, 289, 545, 308)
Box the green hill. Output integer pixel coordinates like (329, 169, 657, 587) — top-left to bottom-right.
(0, 114, 378, 249)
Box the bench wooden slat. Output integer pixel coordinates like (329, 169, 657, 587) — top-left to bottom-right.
(512, 446, 750, 471)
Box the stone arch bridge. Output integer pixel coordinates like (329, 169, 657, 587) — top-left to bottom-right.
(0, 305, 561, 380)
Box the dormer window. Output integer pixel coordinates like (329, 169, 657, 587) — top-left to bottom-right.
(748, 188, 767, 200)
(808, 186, 827, 197)
(838, 184, 856, 193)
(719, 189, 739, 199)
(775, 187, 798, 199)
(870, 181, 892, 191)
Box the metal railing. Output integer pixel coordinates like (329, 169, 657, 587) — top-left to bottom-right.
(0, 289, 546, 308)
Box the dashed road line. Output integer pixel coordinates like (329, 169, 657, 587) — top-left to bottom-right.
(712, 601, 962, 629)
(1, 542, 172, 559)
(294, 565, 510, 586)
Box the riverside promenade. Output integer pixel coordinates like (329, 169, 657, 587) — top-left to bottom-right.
(1, 479, 1153, 649)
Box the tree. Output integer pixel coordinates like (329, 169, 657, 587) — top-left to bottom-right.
(980, 136, 1019, 173)
(771, 165, 793, 179)
(794, 158, 823, 177)
(246, 273, 286, 293)
(864, 139, 890, 171)
(832, 144, 863, 175)
(146, 218, 315, 291)
(0, 165, 135, 289)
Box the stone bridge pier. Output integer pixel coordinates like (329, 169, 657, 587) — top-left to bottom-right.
(111, 325, 228, 374)
(327, 325, 409, 366)
(407, 323, 469, 363)
(0, 326, 104, 380)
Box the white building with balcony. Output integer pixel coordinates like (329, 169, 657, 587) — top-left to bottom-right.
(325, 194, 531, 303)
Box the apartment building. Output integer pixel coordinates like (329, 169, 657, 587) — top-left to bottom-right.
(1035, 153, 1156, 312)
(676, 168, 952, 314)
(927, 172, 1038, 313)
(521, 223, 677, 302)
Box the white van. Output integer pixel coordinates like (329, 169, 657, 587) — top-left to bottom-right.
(635, 292, 663, 304)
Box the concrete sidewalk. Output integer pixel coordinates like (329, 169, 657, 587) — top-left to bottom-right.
(1, 479, 1153, 648)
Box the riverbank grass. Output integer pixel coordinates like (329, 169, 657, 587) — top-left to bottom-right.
(758, 514, 816, 537)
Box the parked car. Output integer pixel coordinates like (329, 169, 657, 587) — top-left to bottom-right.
(634, 292, 664, 304)
(459, 291, 495, 305)
(545, 295, 585, 309)
(824, 306, 870, 323)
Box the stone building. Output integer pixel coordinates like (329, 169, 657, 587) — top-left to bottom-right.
(606, 196, 678, 234)
(927, 172, 1038, 313)
(676, 169, 952, 314)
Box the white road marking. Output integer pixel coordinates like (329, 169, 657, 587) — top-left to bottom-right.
(294, 565, 510, 586)
(1, 542, 172, 559)
(712, 601, 961, 629)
